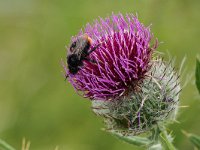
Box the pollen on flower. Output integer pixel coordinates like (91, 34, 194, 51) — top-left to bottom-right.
(65, 13, 158, 101)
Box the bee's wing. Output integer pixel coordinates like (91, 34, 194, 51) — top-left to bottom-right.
(75, 38, 88, 56)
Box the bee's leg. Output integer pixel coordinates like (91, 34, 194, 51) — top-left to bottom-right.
(88, 59, 97, 64)
(83, 57, 97, 64)
(64, 74, 69, 81)
(88, 43, 101, 54)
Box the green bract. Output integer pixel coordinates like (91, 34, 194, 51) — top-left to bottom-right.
(92, 58, 180, 136)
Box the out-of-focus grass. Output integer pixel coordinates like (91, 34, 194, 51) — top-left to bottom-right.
(0, 0, 200, 150)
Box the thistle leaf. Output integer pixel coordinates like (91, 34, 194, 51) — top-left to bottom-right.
(110, 131, 152, 147)
(0, 139, 16, 150)
(189, 134, 200, 149)
(196, 57, 200, 94)
(183, 131, 200, 149)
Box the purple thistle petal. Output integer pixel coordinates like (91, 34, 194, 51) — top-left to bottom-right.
(65, 13, 157, 101)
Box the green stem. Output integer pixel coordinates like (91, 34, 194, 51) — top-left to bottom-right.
(0, 139, 16, 150)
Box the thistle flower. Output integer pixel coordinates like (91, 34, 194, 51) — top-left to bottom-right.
(64, 13, 157, 101)
(63, 13, 181, 145)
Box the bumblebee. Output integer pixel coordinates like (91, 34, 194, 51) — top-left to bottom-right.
(66, 34, 99, 77)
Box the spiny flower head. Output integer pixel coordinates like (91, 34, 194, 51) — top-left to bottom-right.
(64, 13, 157, 101)
(63, 13, 181, 138)
(92, 58, 181, 135)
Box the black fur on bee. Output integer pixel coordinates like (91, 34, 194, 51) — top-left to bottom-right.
(66, 34, 100, 79)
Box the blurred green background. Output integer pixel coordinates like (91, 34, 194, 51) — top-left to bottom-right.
(0, 0, 200, 149)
